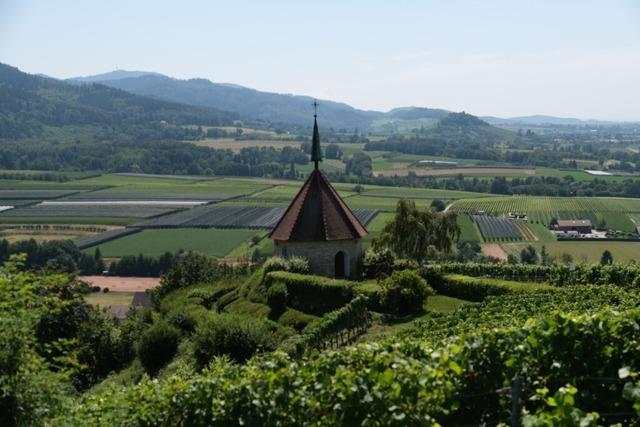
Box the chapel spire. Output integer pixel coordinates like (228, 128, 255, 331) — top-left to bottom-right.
(310, 101, 322, 170)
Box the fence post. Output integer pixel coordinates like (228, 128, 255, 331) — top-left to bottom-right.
(511, 375, 523, 427)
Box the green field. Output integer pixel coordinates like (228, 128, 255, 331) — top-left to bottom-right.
(457, 214, 483, 242)
(88, 228, 261, 257)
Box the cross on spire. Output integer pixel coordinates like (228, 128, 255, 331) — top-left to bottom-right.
(310, 100, 322, 170)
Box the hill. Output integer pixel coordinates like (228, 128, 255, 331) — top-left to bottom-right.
(0, 64, 309, 176)
(69, 73, 383, 130)
(364, 112, 526, 161)
(0, 63, 237, 139)
(71, 69, 164, 83)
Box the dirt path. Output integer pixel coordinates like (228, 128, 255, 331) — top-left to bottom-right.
(78, 276, 160, 292)
(481, 243, 509, 261)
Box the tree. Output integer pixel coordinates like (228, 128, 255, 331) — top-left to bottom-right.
(373, 199, 460, 263)
(540, 245, 550, 265)
(600, 250, 613, 265)
(325, 143, 342, 160)
(561, 253, 574, 264)
(520, 245, 538, 264)
(345, 152, 373, 177)
(490, 177, 510, 194)
(430, 199, 446, 212)
(597, 218, 607, 231)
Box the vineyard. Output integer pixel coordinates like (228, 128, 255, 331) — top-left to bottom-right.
(471, 214, 522, 241)
(450, 196, 640, 232)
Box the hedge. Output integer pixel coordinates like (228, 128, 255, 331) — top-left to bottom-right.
(428, 262, 640, 289)
(264, 272, 356, 316)
(427, 273, 553, 302)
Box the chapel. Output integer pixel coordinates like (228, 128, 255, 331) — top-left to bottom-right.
(269, 107, 368, 279)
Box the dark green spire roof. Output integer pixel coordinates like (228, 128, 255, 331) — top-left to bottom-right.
(311, 114, 322, 170)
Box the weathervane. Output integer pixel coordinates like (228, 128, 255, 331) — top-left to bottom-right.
(312, 100, 319, 117)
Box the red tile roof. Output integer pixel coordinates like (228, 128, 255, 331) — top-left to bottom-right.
(269, 169, 368, 241)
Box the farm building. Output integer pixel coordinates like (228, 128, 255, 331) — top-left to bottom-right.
(554, 219, 593, 234)
(270, 110, 368, 279)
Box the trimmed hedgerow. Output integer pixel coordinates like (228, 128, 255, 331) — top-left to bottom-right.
(264, 271, 356, 315)
(426, 273, 553, 302)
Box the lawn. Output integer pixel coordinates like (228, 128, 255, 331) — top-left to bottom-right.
(88, 228, 261, 257)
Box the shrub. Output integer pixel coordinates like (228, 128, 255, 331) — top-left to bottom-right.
(378, 269, 434, 316)
(262, 257, 289, 274)
(266, 281, 287, 312)
(262, 256, 309, 275)
(154, 252, 235, 301)
(286, 257, 310, 274)
(102, 287, 109, 293)
(276, 309, 318, 331)
(137, 321, 180, 375)
(192, 314, 277, 367)
(166, 308, 200, 333)
(363, 248, 395, 279)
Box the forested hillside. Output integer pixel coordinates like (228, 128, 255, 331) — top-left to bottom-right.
(0, 64, 312, 176)
(70, 73, 382, 130)
(0, 63, 236, 139)
(365, 112, 536, 161)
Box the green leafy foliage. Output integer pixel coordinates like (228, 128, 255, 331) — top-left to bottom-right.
(373, 199, 460, 262)
(426, 273, 552, 302)
(429, 262, 640, 289)
(264, 271, 356, 315)
(192, 314, 279, 367)
(152, 252, 240, 302)
(137, 321, 181, 376)
(62, 306, 640, 425)
(378, 269, 434, 315)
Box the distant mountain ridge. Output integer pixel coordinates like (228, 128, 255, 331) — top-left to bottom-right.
(69, 69, 626, 129)
(69, 73, 383, 130)
(0, 63, 237, 139)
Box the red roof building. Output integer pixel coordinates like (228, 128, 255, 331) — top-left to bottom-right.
(269, 110, 367, 278)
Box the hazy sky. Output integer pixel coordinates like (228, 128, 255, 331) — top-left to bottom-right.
(1, 0, 640, 120)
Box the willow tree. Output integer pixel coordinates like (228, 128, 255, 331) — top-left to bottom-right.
(372, 199, 460, 263)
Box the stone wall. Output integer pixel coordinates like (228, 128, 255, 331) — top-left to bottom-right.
(274, 239, 363, 279)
